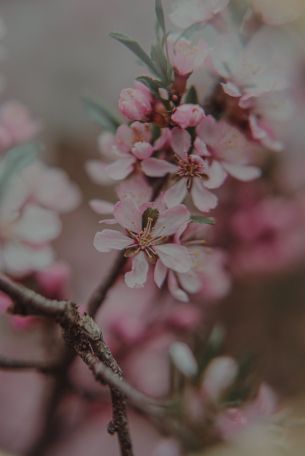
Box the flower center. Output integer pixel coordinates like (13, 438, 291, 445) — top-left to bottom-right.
(176, 157, 208, 189)
(124, 209, 166, 262)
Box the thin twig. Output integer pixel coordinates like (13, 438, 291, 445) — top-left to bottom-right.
(0, 356, 60, 374)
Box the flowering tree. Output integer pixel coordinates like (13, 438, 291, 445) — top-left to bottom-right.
(0, 1, 304, 455)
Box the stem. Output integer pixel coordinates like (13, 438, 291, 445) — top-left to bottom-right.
(0, 356, 60, 374)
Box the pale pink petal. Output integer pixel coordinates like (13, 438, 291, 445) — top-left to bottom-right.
(191, 178, 218, 212)
(170, 128, 191, 158)
(117, 175, 152, 205)
(131, 142, 153, 160)
(3, 243, 54, 277)
(164, 180, 188, 208)
(221, 81, 242, 97)
(154, 259, 168, 288)
(141, 158, 178, 177)
(154, 205, 190, 237)
(93, 229, 131, 253)
(113, 200, 142, 232)
(168, 271, 189, 302)
(125, 252, 149, 288)
(222, 162, 261, 181)
(106, 157, 135, 180)
(85, 160, 114, 185)
(89, 199, 114, 214)
(98, 218, 117, 225)
(155, 244, 192, 273)
(194, 137, 210, 156)
(14, 205, 61, 244)
(204, 161, 227, 189)
(177, 271, 201, 293)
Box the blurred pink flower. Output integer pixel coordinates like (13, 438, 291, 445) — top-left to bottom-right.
(168, 36, 209, 77)
(0, 101, 40, 153)
(169, 0, 230, 28)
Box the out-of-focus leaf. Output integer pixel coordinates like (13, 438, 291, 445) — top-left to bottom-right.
(185, 86, 199, 104)
(83, 97, 120, 132)
(136, 76, 163, 98)
(191, 215, 215, 225)
(155, 0, 166, 36)
(110, 32, 160, 77)
(151, 43, 173, 86)
(0, 143, 40, 196)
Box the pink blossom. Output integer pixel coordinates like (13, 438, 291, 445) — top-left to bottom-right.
(87, 122, 155, 183)
(168, 36, 209, 77)
(210, 28, 293, 103)
(230, 197, 305, 276)
(154, 222, 231, 302)
(119, 82, 153, 121)
(196, 116, 261, 182)
(171, 104, 205, 129)
(94, 199, 192, 288)
(0, 101, 40, 154)
(169, 0, 230, 28)
(142, 127, 222, 213)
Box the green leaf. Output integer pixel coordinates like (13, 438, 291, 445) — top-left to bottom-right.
(150, 43, 173, 86)
(83, 97, 120, 132)
(136, 76, 163, 98)
(155, 0, 166, 36)
(191, 215, 215, 225)
(185, 86, 199, 104)
(110, 32, 160, 77)
(0, 143, 40, 196)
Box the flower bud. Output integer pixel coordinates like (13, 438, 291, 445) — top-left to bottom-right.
(172, 104, 205, 128)
(119, 82, 152, 121)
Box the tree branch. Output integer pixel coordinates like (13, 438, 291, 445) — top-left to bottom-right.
(0, 356, 60, 374)
(0, 274, 134, 456)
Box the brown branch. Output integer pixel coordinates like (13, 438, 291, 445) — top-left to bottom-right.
(0, 274, 134, 456)
(0, 356, 60, 374)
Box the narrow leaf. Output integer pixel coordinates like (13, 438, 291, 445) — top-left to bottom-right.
(191, 215, 215, 225)
(136, 76, 163, 98)
(83, 97, 120, 132)
(155, 0, 166, 35)
(110, 32, 160, 77)
(185, 86, 199, 104)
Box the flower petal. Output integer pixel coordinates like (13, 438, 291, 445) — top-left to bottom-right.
(154, 259, 168, 288)
(125, 252, 149, 288)
(222, 162, 261, 181)
(155, 244, 192, 273)
(14, 205, 61, 244)
(89, 199, 114, 214)
(168, 271, 189, 302)
(170, 127, 191, 158)
(141, 158, 178, 177)
(86, 160, 114, 185)
(164, 180, 188, 208)
(154, 205, 190, 237)
(204, 161, 227, 189)
(113, 200, 142, 232)
(191, 178, 218, 212)
(93, 229, 131, 253)
(106, 157, 135, 180)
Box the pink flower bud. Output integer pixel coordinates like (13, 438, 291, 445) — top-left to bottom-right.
(119, 82, 152, 121)
(172, 104, 205, 128)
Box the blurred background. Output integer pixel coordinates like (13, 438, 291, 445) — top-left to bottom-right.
(1, 1, 305, 455)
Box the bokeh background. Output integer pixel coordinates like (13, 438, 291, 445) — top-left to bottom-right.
(1, 1, 305, 455)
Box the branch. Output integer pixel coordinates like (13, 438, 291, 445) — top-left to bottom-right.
(0, 274, 134, 456)
(0, 356, 60, 374)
